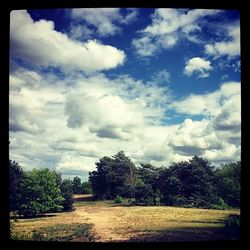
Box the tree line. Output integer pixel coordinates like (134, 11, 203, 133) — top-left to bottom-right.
(89, 151, 240, 208)
(9, 151, 240, 217)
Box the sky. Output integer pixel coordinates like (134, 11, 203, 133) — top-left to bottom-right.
(9, 8, 241, 181)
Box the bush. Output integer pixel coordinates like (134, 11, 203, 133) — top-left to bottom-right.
(114, 195, 124, 204)
(211, 198, 229, 210)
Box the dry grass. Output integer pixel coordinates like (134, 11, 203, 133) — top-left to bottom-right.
(10, 200, 240, 242)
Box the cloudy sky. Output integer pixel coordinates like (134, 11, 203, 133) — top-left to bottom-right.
(9, 8, 241, 180)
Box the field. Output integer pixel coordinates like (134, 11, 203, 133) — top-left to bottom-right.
(10, 195, 240, 242)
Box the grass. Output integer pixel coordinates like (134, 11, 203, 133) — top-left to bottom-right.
(10, 221, 95, 241)
(10, 198, 240, 242)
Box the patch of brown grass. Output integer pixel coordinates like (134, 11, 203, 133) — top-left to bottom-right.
(10, 201, 240, 242)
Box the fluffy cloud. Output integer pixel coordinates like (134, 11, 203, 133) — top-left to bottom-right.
(70, 8, 138, 38)
(183, 57, 212, 78)
(205, 24, 240, 58)
(132, 8, 221, 57)
(65, 92, 144, 140)
(9, 65, 241, 178)
(172, 82, 240, 116)
(168, 82, 241, 163)
(10, 10, 125, 72)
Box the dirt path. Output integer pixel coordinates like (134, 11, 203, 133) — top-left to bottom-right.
(75, 205, 131, 242)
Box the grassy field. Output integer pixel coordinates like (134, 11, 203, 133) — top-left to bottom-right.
(10, 194, 240, 242)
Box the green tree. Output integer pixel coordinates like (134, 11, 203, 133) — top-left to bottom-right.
(89, 156, 114, 199)
(9, 160, 24, 212)
(72, 176, 82, 194)
(89, 151, 137, 199)
(81, 181, 92, 194)
(134, 184, 155, 205)
(18, 168, 64, 217)
(159, 156, 219, 208)
(136, 164, 162, 205)
(60, 179, 74, 211)
(215, 162, 240, 207)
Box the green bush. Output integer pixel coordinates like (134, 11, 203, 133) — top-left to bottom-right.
(211, 198, 229, 210)
(114, 195, 124, 204)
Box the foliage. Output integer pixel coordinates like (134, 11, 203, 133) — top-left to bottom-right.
(134, 184, 155, 205)
(211, 198, 229, 210)
(136, 164, 162, 205)
(60, 179, 74, 211)
(159, 156, 220, 208)
(72, 176, 82, 194)
(17, 168, 64, 217)
(89, 151, 137, 199)
(114, 195, 124, 204)
(215, 162, 240, 207)
(9, 160, 25, 212)
(81, 181, 92, 194)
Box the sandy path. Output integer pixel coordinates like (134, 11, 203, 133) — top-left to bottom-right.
(75, 205, 130, 242)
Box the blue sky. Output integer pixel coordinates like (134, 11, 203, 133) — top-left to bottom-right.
(9, 8, 241, 180)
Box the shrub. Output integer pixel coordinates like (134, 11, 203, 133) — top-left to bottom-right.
(114, 195, 124, 204)
(211, 198, 229, 210)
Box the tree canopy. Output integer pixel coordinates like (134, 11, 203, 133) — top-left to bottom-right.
(89, 151, 137, 199)
(215, 161, 240, 207)
(15, 168, 65, 217)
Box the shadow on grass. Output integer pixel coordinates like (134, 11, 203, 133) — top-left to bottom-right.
(10, 213, 57, 220)
(124, 214, 240, 242)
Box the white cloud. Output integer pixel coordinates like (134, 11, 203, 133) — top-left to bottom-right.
(70, 8, 138, 38)
(151, 69, 171, 84)
(10, 10, 125, 72)
(132, 8, 221, 57)
(68, 23, 94, 40)
(56, 152, 96, 173)
(9, 64, 241, 176)
(172, 81, 240, 116)
(168, 81, 241, 164)
(183, 57, 212, 78)
(205, 24, 240, 58)
(65, 92, 144, 140)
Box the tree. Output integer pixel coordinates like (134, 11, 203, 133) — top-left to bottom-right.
(60, 179, 74, 211)
(18, 168, 64, 217)
(134, 184, 155, 205)
(136, 164, 162, 205)
(159, 156, 219, 208)
(89, 151, 137, 199)
(89, 156, 114, 199)
(81, 181, 92, 194)
(72, 176, 82, 194)
(9, 160, 24, 212)
(215, 162, 240, 207)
